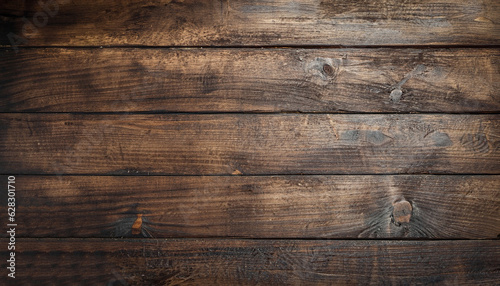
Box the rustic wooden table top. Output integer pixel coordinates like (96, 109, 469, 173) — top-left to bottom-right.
(0, 0, 499, 285)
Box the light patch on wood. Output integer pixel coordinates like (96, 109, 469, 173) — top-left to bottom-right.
(474, 17, 493, 23)
(393, 200, 412, 225)
(232, 169, 243, 175)
(131, 214, 143, 235)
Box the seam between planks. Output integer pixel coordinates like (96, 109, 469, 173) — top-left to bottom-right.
(2, 238, 499, 242)
(1, 173, 499, 176)
(1, 112, 500, 115)
(2, 45, 500, 50)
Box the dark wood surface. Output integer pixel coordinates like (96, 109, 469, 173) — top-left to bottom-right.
(1, 48, 498, 113)
(1, 114, 498, 175)
(1, 0, 499, 285)
(3, 175, 498, 239)
(1, 239, 498, 285)
(1, 0, 499, 47)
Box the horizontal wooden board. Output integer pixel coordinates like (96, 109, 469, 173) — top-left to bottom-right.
(1, 0, 499, 47)
(0, 114, 499, 175)
(0, 239, 498, 285)
(1, 175, 498, 239)
(1, 48, 499, 113)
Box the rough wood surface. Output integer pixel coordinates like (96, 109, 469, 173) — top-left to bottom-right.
(1, 1, 499, 284)
(1, 0, 499, 47)
(2, 175, 497, 239)
(1, 239, 498, 285)
(1, 48, 499, 112)
(0, 114, 498, 175)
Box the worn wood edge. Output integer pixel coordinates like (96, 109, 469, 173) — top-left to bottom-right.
(0, 238, 498, 285)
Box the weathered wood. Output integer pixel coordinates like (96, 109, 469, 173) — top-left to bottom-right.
(0, 114, 498, 175)
(1, 48, 499, 112)
(1, 239, 498, 285)
(1, 0, 499, 47)
(2, 175, 498, 239)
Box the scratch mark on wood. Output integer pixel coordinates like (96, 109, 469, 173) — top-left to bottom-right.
(389, 64, 426, 102)
(327, 115, 339, 140)
(26, 120, 34, 136)
(119, 144, 125, 161)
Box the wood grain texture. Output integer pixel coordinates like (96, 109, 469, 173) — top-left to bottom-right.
(0, 114, 499, 175)
(1, 239, 498, 285)
(1, 48, 499, 112)
(1, 0, 499, 47)
(2, 175, 498, 239)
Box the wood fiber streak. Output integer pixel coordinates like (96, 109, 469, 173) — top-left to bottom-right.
(0, 114, 498, 175)
(0, 0, 499, 47)
(0, 48, 499, 112)
(0, 239, 498, 285)
(5, 175, 499, 239)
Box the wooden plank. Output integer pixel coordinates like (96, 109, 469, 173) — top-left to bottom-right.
(2, 175, 498, 239)
(1, 239, 498, 285)
(0, 114, 498, 175)
(1, 0, 499, 47)
(1, 48, 499, 113)
(0, 113, 499, 175)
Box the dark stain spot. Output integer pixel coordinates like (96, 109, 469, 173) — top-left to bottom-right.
(428, 132, 453, 147)
(201, 69, 219, 94)
(392, 200, 412, 226)
(0, 16, 20, 47)
(341, 130, 360, 141)
(366, 130, 392, 146)
(461, 133, 490, 154)
(241, 184, 255, 193)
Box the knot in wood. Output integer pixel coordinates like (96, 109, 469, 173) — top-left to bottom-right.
(322, 64, 335, 76)
(392, 200, 412, 225)
(390, 89, 402, 102)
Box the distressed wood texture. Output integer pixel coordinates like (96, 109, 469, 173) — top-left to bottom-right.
(1, 0, 499, 47)
(1, 48, 499, 113)
(0, 114, 499, 175)
(1, 239, 498, 285)
(2, 175, 498, 239)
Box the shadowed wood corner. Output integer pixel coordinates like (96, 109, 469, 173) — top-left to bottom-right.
(0, 0, 499, 285)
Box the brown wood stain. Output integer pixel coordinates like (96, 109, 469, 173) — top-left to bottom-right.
(0, 0, 498, 284)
